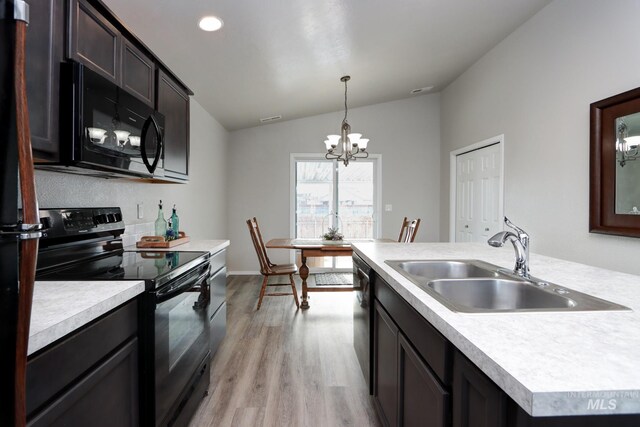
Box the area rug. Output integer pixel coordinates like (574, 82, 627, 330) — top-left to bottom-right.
(314, 272, 353, 286)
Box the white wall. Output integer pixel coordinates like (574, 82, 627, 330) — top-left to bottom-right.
(227, 95, 441, 272)
(440, 0, 640, 274)
(35, 99, 228, 240)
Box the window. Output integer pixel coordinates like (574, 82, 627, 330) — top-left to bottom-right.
(291, 155, 381, 270)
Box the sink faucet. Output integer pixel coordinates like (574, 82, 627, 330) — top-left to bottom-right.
(488, 217, 530, 278)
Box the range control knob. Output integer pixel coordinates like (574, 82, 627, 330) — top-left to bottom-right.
(94, 214, 108, 224)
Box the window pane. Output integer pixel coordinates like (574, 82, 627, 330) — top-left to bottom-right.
(296, 161, 334, 238)
(338, 162, 374, 239)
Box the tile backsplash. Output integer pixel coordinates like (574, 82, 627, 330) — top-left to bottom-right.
(121, 222, 154, 247)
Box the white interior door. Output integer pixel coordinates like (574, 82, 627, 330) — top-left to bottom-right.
(455, 143, 502, 242)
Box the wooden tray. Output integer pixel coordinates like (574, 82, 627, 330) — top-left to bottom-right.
(136, 232, 189, 248)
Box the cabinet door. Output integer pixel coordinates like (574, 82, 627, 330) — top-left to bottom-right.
(453, 350, 506, 427)
(122, 40, 155, 106)
(68, 0, 121, 83)
(398, 333, 449, 427)
(374, 302, 399, 427)
(157, 69, 190, 179)
(26, 0, 64, 160)
(28, 338, 138, 427)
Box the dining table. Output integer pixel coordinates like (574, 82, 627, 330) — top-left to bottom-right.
(265, 238, 391, 309)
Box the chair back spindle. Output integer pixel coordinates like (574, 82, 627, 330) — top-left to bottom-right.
(398, 217, 421, 243)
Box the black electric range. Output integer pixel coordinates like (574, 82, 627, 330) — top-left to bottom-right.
(37, 247, 206, 286)
(34, 207, 212, 427)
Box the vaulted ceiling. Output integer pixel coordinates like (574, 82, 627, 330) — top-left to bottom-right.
(103, 0, 551, 131)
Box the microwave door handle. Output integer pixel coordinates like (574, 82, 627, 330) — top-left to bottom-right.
(152, 115, 163, 170)
(140, 115, 162, 174)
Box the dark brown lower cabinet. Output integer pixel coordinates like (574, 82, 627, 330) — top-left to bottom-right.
(399, 334, 449, 427)
(453, 350, 506, 427)
(26, 300, 139, 426)
(374, 301, 450, 427)
(28, 339, 138, 427)
(374, 302, 399, 427)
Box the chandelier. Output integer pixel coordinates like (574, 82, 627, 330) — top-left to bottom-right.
(324, 76, 369, 166)
(616, 119, 640, 167)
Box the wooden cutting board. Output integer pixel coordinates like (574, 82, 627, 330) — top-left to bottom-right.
(136, 232, 189, 248)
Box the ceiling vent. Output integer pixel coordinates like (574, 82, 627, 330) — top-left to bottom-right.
(410, 86, 434, 95)
(260, 115, 282, 123)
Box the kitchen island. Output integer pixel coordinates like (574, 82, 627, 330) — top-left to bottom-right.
(352, 241, 640, 421)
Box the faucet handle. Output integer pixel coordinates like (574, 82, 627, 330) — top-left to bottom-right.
(504, 216, 529, 240)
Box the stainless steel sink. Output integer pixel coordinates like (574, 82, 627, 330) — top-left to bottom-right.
(385, 259, 630, 313)
(428, 278, 576, 311)
(389, 260, 499, 281)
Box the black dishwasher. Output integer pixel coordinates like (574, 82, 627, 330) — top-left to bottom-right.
(353, 253, 373, 393)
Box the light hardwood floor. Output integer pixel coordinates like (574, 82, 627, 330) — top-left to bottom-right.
(189, 275, 382, 427)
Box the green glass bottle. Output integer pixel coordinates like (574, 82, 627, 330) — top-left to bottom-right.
(154, 200, 167, 237)
(171, 204, 180, 237)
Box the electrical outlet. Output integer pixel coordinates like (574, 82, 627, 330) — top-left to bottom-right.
(137, 203, 144, 219)
(385, 204, 393, 212)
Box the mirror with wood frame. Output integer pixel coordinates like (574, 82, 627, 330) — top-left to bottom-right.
(590, 86, 640, 237)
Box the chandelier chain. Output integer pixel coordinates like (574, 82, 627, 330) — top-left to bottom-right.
(343, 79, 348, 123)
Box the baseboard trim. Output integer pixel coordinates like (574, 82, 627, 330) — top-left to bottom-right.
(228, 271, 261, 275)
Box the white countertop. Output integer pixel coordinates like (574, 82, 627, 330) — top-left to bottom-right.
(352, 242, 640, 417)
(29, 280, 145, 356)
(29, 239, 229, 356)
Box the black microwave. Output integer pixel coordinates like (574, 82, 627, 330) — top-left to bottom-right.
(49, 62, 165, 178)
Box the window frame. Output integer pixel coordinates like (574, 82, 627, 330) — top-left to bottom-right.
(289, 153, 382, 268)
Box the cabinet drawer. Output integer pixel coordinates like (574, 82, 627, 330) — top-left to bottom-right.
(209, 249, 226, 275)
(28, 338, 138, 427)
(27, 300, 138, 415)
(210, 302, 226, 357)
(375, 276, 452, 386)
(208, 266, 227, 318)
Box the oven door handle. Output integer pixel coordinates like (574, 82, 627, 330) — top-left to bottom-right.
(156, 268, 210, 304)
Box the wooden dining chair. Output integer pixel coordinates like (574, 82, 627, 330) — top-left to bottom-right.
(398, 217, 421, 243)
(246, 217, 300, 310)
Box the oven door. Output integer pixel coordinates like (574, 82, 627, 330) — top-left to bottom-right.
(72, 63, 165, 177)
(153, 263, 210, 425)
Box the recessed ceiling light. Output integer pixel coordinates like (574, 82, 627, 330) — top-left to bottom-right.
(410, 86, 434, 95)
(199, 16, 223, 32)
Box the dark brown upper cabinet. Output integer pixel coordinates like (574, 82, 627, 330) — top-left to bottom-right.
(26, 0, 65, 161)
(122, 40, 155, 107)
(590, 87, 640, 237)
(68, 0, 121, 84)
(157, 69, 190, 180)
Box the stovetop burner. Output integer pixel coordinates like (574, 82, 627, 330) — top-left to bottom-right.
(36, 250, 206, 282)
